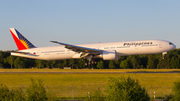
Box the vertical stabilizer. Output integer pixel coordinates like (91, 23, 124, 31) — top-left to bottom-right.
(9, 28, 36, 50)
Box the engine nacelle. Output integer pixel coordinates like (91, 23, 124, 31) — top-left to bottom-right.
(99, 50, 119, 60)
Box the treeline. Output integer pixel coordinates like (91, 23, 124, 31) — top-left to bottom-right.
(0, 49, 180, 69)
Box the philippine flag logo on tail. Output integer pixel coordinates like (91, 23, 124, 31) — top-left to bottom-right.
(9, 28, 36, 50)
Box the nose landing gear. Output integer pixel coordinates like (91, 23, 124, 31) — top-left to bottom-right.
(162, 52, 167, 59)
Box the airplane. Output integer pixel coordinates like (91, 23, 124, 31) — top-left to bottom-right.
(9, 28, 176, 60)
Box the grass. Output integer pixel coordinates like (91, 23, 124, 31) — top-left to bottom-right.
(1, 68, 180, 72)
(0, 69, 180, 99)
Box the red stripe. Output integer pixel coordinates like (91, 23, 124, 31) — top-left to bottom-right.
(10, 30, 27, 50)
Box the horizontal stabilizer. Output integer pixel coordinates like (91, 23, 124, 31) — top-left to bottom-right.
(10, 51, 30, 54)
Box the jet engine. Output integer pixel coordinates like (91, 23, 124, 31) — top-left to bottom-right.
(98, 50, 119, 60)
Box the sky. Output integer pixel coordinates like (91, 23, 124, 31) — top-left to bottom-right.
(0, 0, 180, 50)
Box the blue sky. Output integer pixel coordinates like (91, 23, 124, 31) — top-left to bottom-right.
(0, 0, 180, 50)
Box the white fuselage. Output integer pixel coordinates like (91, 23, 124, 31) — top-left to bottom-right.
(11, 40, 176, 60)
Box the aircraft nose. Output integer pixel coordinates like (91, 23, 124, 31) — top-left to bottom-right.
(173, 44, 176, 49)
(168, 42, 176, 50)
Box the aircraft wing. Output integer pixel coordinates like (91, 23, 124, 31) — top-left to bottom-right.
(50, 41, 102, 55)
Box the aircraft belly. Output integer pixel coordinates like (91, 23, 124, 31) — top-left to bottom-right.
(41, 53, 74, 60)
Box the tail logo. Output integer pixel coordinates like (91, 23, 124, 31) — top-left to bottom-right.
(20, 39, 29, 49)
(9, 28, 36, 50)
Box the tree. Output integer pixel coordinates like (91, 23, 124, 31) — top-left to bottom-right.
(120, 60, 129, 69)
(109, 60, 115, 69)
(114, 60, 120, 68)
(25, 79, 47, 101)
(131, 55, 140, 69)
(12, 87, 24, 101)
(7, 56, 15, 68)
(139, 55, 148, 68)
(97, 60, 104, 69)
(147, 54, 155, 69)
(172, 80, 180, 101)
(0, 84, 23, 100)
(45, 60, 55, 68)
(157, 59, 165, 69)
(77, 59, 86, 69)
(36, 59, 45, 69)
(170, 57, 179, 69)
(68, 59, 75, 68)
(25, 59, 35, 68)
(0, 51, 3, 62)
(0, 51, 4, 67)
(14, 57, 25, 69)
(0, 84, 11, 100)
(106, 77, 149, 101)
(55, 60, 67, 68)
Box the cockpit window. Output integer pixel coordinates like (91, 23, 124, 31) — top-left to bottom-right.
(169, 42, 173, 45)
